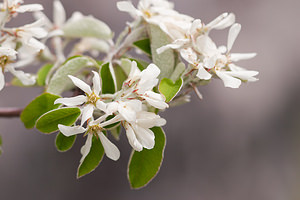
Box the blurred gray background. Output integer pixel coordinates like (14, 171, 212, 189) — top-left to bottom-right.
(1, 0, 300, 199)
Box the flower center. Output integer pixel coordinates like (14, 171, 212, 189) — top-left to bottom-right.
(0, 55, 9, 70)
(86, 124, 103, 137)
(143, 10, 152, 18)
(86, 92, 100, 105)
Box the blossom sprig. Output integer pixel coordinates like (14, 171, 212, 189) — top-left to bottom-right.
(0, 0, 260, 188)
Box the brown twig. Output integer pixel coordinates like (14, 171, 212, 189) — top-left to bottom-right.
(0, 107, 23, 118)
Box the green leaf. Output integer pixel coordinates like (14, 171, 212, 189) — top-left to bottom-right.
(36, 107, 81, 134)
(63, 15, 112, 39)
(77, 134, 105, 178)
(55, 132, 76, 152)
(100, 63, 115, 94)
(47, 56, 97, 95)
(21, 93, 61, 129)
(37, 64, 53, 86)
(133, 38, 151, 56)
(170, 62, 186, 82)
(148, 24, 176, 79)
(114, 64, 127, 91)
(120, 58, 132, 75)
(159, 78, 183, 102)
(129, 58, 147, 71)
(128, 127, 166, 189)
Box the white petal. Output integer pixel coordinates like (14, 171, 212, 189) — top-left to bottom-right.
(117, 1, 139, 16)
(53, 0, 66, 27)
(216, 71, 241, 88)
(227, 23, 241, 52)
(196, 35, 218, 56)
(128, 61, 141, 80)
(125, 124, 143, 151)
(0, 47, 17, 59)
(106, 102, 119, 115)
(68, 75, 92, 95)
(225, 70, 259, 82)
(141, 64, 160, 80)
(92, 71, 101, 95)
(156, 39, 189, 54)
(212, 13, 235, 30)
(16, 4, 43, 13)
(33, 11, 52, 29)
(136, 111, 166, 128)
(80, 134, 93, 163)
(54, 95, 87, 106)
(81, 104, 94, 126)
(58, 124, 86, 137)
(196, 64, 212, 80)
(98, 132, 120, 161)
(0, 70, 5, 91)
(22, 38, 45, 53)
(7, 66, 35, 85)
(118, 102, 137, 122)
(134, 126, 155, 149)
(180, 48, 197, 64)
(230, 53, 257, 62)
(143, 91, 169, 109)
(96, 100, 106, 112)
(203, 56, 217, 69)
(190, 19, 202, 35)
(206, 13, 228, 29)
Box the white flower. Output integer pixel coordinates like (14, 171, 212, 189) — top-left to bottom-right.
(106, 99, 166, 151)
(117, 0, 193, 40)
(58, 115, 121, 161)
(157, 13, 235, 54)
(196, 24, 258, 88)
(107, 100, 143, 123)
(54, 71, 107, 125)
(122, 61, 169, 109)
(0, 44, 36, 91)
(1, 0, 43, 14)
(12, 19, 47, 53)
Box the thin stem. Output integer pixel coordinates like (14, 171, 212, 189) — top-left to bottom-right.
(0, 107, 23, 118)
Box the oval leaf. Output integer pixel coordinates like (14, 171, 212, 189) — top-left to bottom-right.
(63, 15, 112, 39)
(100, 63, 115, 94)
(36, 107, 81, 134)
(148, 24, 176, 79)
(77, 135, 105, 178)
(128, 127, 166, 189)
(47, 56, 97, 95)
(159, 78, 183, 102)
(55, 132, 77, 152)
(21, 93, 61, 129)
(133, 38, 151, 56)
(37, 64, 53, 86)
(170, 62, 186, 82)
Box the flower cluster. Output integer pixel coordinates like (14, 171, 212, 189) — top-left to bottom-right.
(55, 61, 167, 162)
(0, 0, 46, 90)
(118, 0, 258, 88)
